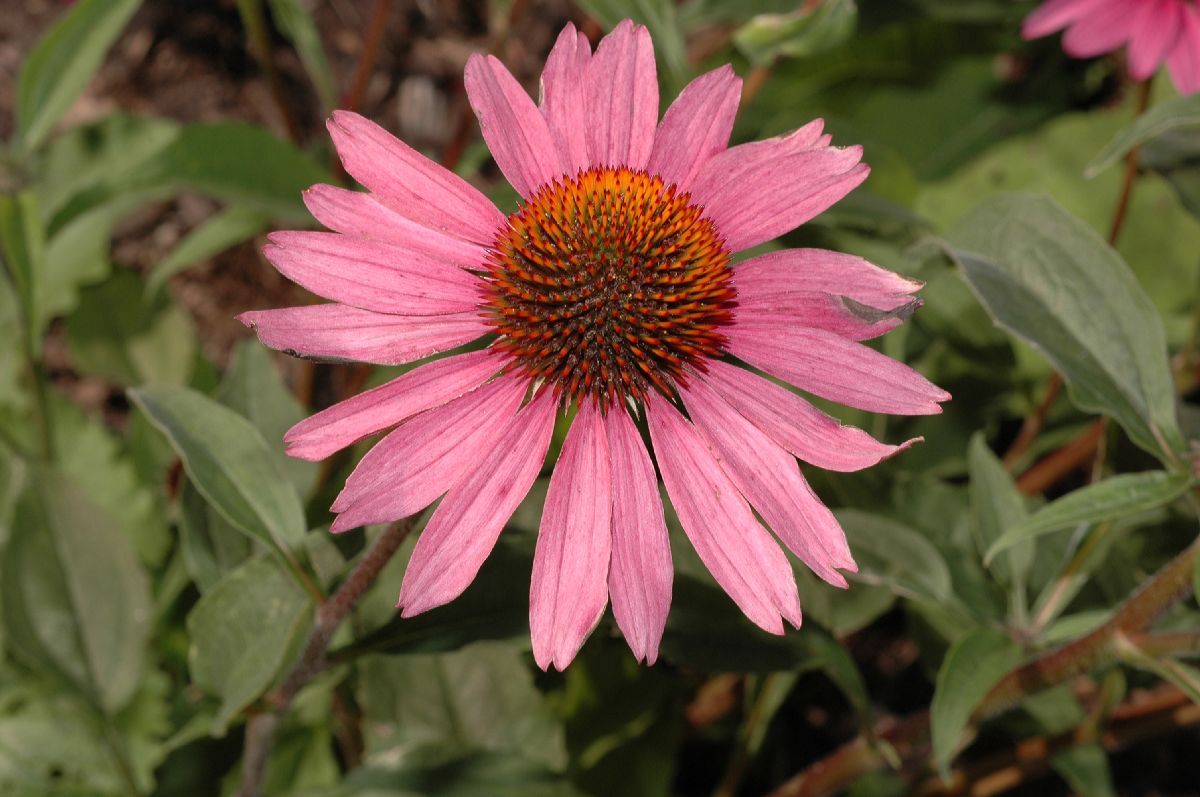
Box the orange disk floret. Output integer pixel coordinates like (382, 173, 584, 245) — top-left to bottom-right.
(481, 167, 736, 409)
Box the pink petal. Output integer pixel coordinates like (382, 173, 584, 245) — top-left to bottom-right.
(645, 393, 802, 634)
(733, 249, 923, 312)
(465, 54, 563, 199)
(1061, 1, 1132, 58)
(1126, 0, 1182, 80)
(681, 378, 855, 585)
(700, 361, 915, 473)
(1168, 4, 1200, 95)
(283, 349, 503, 461)
(691, 133, 869, 252)
(303, 184, 488, 269)
(727, 322, 950, 415)
(530, 402, 613, 671)
(584, 19, 658, 170)
(398, 388, 557, 615)
(263, 232, 480, 315)
(646, 65, 742, 192)
(540, 23, 592, 176)
(605, 408, 672, 665)
(1022, 0, 1111, 39)
(329, 375, 527, 532)
(735, 288, 916, 341)
(237, 304, 486, 366)
(327, 111, 503, 244)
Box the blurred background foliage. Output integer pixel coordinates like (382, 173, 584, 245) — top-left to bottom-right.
(2, 0, 1200, 796)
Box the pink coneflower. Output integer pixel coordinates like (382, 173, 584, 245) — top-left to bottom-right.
(241, 20, 949, 669)
(1023, 0, 1200, 94)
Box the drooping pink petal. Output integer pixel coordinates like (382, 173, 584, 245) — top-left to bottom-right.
(540, 23, 592, 176)
(1061, 1, 1132, 58)
(465, 54, 563, 199)
(584, 19, 658, 170)
(605, 409, 672, 665)
(733, 249, 923, 311)
(681, 378, 855, 585)
(691, 135, 868, 252)
(530, 402, 613, 671)
(398, 389, 556, 616)
(263, 232, 480, 315)
(326, 111, 504, 243)
(302, 184, 488, 269)
(727, 322, 950, 415)
(646, 65, 742, 192)
(237, 304, 486, 366)
(1126, 0, 1182, 80)
(1168, 4, 1200, 95)
(1021, 0, 1111, 39)
(645, 393, 802, 634)
(283, 349, 503, 461)
(700, 360, 916, 473)
(329, 375, 527, 532)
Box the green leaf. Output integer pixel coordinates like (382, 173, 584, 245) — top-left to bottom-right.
(187, 556, 312, 730)
(967, 433, 1033, 600)
(133, 122, 327, 221)
(129, 385, 306, 555)
(987, 471, 1192, 562)
(0, 191, 46, 350)
(66, 269, 196, 387)
(267, 0, 338, 111)
(1115, 633, 1200, 705)
(930, 628, 1022, 777)
(0, 441, 25, 549)
(147, 205, 269, 295)
(218, 340, 317, 498)
(836, 509, 954, 604)
(951, 194, 1185, 461)
(178, 479, 254, 592)
(734, 0, 858, 67)
(357, 641, 566, 771)
(1, 469, 151, 712)
(1086, 94, 1200, 177)
(15, 0, 142, 151)
(1051, 744, 1115, 797)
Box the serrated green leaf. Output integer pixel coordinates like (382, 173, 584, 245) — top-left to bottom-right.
(987, 471, 1192, 562)
(129, 385, 306, 555)
(15, 0, 142, 151)
(734, 0, 858, 67)
(187, 557, 312, 730)
(951, 194, 1185, 462)
(147, 205, 269, 295)
(1087, 94, 1200, 177)
(1051, 744, 1115, 797)
(930, 628, 1022, 777)
(1, 469, 151, 712)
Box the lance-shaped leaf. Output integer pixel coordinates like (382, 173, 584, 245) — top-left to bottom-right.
(129, 385, 305, 555)
(987, 471, 1192, 562)
(931, 628, 1022, 777)
(15, 0, 142, 151)
(1087, 94, 1200, 177)
(951, 194, 1184, 462)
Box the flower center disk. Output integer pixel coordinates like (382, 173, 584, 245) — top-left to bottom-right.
(482, 167, 736, 408)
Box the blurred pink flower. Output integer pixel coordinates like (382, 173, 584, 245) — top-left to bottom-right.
(1023, 0, 1200, 94)
(241, 20, 948, 669)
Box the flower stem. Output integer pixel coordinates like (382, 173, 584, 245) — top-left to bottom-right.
(234, 517, 417, 797)
(235, 0, 302, 144)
